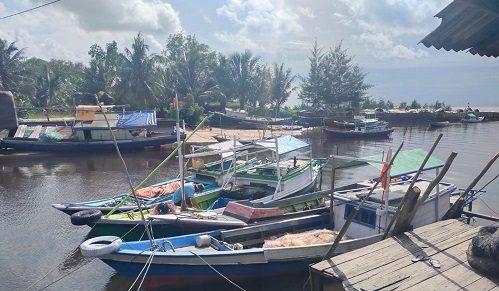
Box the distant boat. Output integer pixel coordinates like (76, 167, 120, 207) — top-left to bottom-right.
(461, 113, 484, 123)
(323, 124, 394, 138)
(281, 124, 303, 130)
(325, 111, 385, 128)
(0, 105, 183, 151)
(429, 121, 450, 128)
(210, 110, 291, 129)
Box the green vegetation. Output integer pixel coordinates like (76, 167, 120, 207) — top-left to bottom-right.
(0, 34, 452, 125)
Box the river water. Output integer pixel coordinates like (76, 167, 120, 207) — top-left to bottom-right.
(1, 121, 498, 291)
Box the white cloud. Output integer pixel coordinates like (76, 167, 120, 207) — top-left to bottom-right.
(297, 6, 316, 19)
(0, 0, 497, 106)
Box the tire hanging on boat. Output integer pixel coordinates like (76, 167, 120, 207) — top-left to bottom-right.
(70, 209, 103, 225)
(80, 236, 122, 257)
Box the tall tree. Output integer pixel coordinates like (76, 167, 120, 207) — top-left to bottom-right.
(300, 40, 372, 111)
(79, 41, 121, 104)
(224, 50, 261, 110)
(322, 42, 372, 110)
(270, 63, 296, 115)
(0, 38, 26, 93)
(118, 32, 159, 109)
(21, 59, 64, 108)
(299, 39, 324, 107)
(163, 33, 218, 108)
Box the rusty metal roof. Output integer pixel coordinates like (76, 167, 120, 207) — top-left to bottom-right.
(420, 0, 499, 57)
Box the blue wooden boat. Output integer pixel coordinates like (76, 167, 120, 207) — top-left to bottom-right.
(79, 148, 461, 289)
(51, 177, 221, 215)
(1, 106, 183, 151)
(79, 178, 456, 289)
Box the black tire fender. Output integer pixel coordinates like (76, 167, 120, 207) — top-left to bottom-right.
(71, 209, 102, 226)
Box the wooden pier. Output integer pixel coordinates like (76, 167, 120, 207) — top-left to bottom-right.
(309, 219, 499, 290)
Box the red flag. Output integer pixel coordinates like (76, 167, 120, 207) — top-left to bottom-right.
(174, 94, 179, 123)
(381, 154, 389, 189)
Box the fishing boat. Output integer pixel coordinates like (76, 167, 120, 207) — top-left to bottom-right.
(147, 190, 330, 232)
(429, 121, 450, 128)
(52, 140, 258, 215)
(460, 113, 484, 123)
(323, 124, 394, 138)
(0, 105, 183, 151)
(80, 148, 460, 289)
(212, 134, 275, 145)
(72, 136, 327, 240)
(324, 111, 386, 128)
(210, 109, 292, 128)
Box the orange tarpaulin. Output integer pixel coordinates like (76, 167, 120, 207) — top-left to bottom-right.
(134, 181, 182, 198)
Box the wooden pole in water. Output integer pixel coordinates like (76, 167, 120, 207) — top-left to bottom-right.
(442, 152, 499, 220)
(382, 134, 443, 239)
(329, 145, 338, 225)
(323, 141, 403, 259)
(391, 151, 457, 235)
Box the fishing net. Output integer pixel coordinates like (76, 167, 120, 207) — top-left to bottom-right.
(39, 132, 64, 142)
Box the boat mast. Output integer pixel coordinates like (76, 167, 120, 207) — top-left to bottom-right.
(174, 94, 186, 211)
(383, 148, 392, 228)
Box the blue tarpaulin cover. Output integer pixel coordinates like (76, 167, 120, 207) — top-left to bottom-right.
(116, 110, 157, 128)
(256, 135, 309, 155)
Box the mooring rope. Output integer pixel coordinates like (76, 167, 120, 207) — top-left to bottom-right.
(189, 251, 246, 291)
(23, 247, 86, 291)
(128, 249, 156, 291)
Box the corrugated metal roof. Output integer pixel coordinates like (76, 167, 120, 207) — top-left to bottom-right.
(420, 0, 499, 57)
(256, 135, 310, 155)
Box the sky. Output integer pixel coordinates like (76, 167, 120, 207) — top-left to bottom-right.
(1, 0, 497, 108)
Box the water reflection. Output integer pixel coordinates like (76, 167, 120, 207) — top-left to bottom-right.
(1, 122, 498, 290)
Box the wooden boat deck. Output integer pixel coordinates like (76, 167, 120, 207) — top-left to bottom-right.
(309, 219, 499, 290)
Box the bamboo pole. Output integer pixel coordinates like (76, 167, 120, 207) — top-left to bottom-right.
(329, 145, 338, 225)
(382, 134, 443, 239)
(323, 141, 404, 259)
(105, 114, 211, 217)
(442, 152, 499, 220)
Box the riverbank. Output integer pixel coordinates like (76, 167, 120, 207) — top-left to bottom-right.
(175, 127, 307, 147)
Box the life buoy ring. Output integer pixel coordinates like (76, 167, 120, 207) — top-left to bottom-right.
(70, 209, 103, 226)
(80, 236, 122, 257)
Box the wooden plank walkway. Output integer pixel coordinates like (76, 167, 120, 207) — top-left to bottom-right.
(27, 125, 43, 138)
(309, 220, 499, 290)
(14, 124, 27, 138)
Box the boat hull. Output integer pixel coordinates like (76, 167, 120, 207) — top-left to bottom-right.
(210, 112, 292, 128)
(0, 135, 183, 151)
(323, 127, 394, 138)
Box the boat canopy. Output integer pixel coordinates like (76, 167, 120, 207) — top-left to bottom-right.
(256, 135, 310, 155)
(184, 140, 244, 159)
(116, 110, 157, 128)
(337, 148, 444, 177)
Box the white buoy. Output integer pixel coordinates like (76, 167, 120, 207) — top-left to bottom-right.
(196, 235, 212, 247)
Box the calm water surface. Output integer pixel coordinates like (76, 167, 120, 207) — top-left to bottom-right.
(1, 121, 498, 291)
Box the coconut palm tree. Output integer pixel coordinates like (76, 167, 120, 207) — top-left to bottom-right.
(0, 38, 26, 92)
(270, 63, 296, 115)
(118, 32, 159, 109)
(225, 50, 261, 110)
(163, 33, 218, 108)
